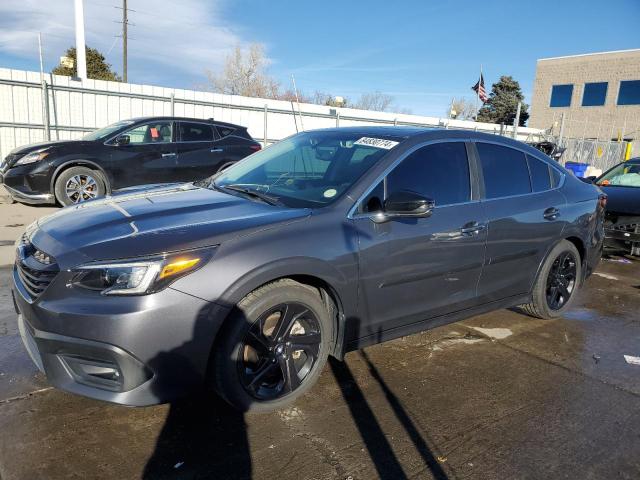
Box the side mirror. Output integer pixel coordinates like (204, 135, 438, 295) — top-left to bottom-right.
(115, 135, 130, 146)
(371, 190, 434, 223)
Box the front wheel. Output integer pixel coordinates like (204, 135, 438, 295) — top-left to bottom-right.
(213, 279, 332, 412)
(54, 166, 106, 206)
(521, 240, 582, 319)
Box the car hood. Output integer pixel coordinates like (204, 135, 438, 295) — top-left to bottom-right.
(600, 185, 640, 216)
(8, 140, 91, 157)
(30, 183, 311, 268)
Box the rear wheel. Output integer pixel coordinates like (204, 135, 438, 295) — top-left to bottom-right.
(521, 240, 581, 319)
(54, 166, 106, 206)
(213, 279, 332, 412)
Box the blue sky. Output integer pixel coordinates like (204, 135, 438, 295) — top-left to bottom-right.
(0, 0, 638, 117)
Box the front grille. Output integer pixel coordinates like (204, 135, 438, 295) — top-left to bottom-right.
(1, 154, 18, 172)
(16, 262, 59, 299)
(15, 232, 59, 300)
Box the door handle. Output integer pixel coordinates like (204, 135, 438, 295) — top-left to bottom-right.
(460, 222, 486, 236)
(210, 148, 224, 153)
(161, 152, 176, 158)
(543, 207, 560, 220)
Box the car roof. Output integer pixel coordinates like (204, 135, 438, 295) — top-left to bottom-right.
(126, 116, 243, 129)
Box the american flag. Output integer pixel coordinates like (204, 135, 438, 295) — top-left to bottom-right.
(472, 73, 488, 103)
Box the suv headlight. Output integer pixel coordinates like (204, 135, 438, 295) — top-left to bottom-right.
(70, 248, 214, 295)
(15, 149, 50, 166)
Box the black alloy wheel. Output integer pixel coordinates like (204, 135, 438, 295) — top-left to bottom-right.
(545, 251, 577, 310)
(238, 302, 321, 400)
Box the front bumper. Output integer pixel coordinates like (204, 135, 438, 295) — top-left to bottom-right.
(4, 184, 54, 204)
(604, 219, 640, 256)
(12, 266, 230, 406)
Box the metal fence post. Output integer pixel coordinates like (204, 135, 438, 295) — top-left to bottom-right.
(513, 101, 521, 139)
(264, 104, 268, 147)
(558, 113, 565, 145)
(336, 111, 340, 127)
(42, 80, 51, 140)
(394, 118, 398, 126)
(170, 93, 175, 116)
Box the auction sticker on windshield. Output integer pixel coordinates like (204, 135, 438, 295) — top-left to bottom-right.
(354, 137, 399, 150)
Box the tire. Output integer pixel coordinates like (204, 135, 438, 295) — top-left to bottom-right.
(521, 240, 582, 319)
(54, 166, 106, 206)
(213, 279, 332, 412)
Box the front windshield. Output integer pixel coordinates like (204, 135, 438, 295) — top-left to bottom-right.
(212, 131, 403, 208)
(597, 162, 640, 188)
(83, 120, 136, 141)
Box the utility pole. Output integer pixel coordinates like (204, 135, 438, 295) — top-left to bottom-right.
(122, 0, 128, 82)
(115, 0, 133, 82)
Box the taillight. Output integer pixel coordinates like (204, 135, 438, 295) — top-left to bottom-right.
(250, 144, 262, 151)
(598, 193, 607, 210)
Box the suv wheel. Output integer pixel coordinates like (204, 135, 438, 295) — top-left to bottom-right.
(521, 239, 581, 319)
(54, 166, 106, 206)
(213, 279, 332, 412)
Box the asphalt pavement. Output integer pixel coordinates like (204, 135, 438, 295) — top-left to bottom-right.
(0, 253, 639, 479)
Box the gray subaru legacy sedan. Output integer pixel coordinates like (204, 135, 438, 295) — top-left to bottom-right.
(12, 127, 605, 411)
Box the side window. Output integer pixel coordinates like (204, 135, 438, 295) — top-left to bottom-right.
(550, 166, 563, 188)
(360, 181, 384, 213)
(476, 143, 531, 199)
(386, 142, 471, 206)
(527, 155, 551, 192)
(179, 122, 214, 142)
(216, 126, 236, 138)
(123, 121, 172, 144)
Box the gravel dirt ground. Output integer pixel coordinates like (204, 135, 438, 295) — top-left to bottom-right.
(0, 201, 639, 480)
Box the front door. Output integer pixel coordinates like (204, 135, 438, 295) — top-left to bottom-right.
(175, 121, 226, 181)
(109, 120, 177, 188)
(354, 141, 487, 340)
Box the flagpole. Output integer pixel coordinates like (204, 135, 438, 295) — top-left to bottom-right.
(475, 64, 481, 121)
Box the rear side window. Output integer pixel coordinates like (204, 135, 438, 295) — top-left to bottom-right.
(216, 126, 236, 138)
(477, 143, 531, 199)
(179, 122, 214, 142)
(550, 167, 563, 188)
(386, 142, 470, 206)
(527, 155, 551, 192)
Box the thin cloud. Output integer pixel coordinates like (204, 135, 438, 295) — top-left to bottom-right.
(0, 0, 251, 83)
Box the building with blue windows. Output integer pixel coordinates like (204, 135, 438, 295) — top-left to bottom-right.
(530, 49, 640, 144)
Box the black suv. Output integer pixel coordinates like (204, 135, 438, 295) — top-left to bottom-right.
(0, 116, 261, 205)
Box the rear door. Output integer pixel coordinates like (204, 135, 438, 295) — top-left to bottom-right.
(354, 141, 488, 338)
(175, 121, 223, 181)
(108, 120, 177, 188)
(474, 142, 566, 303)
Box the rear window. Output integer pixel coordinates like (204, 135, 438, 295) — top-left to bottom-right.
(527, 155, 551, 192)
(179, 122, 214, 142)
(477, 143, 531, 199)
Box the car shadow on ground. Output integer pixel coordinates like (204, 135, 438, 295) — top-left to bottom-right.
(143, 309, 449, 479)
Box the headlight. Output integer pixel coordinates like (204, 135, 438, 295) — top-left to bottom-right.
(15, 149, 50, 166)
(70, 248, 214, 295)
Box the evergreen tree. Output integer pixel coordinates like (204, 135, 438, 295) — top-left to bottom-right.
(52, 46, 121, 82)
(477, 76, 529, 126)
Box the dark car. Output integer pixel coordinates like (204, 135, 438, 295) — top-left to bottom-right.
(586, 158, 640, 256)
(0, 116, 261, 206)
(12, 127, 604, 411)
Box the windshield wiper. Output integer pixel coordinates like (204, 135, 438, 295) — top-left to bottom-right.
(217, 183, 281, 206)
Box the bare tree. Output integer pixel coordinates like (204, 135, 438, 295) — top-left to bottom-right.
(206, 44, 280, 99)
(353, 91, 395, 112)
(449, 97, 478, 120)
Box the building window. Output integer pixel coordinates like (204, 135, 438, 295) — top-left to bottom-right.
(582, 82, 608, 106)
(617, 80, 640, 105)
(550, 84, 573, 107)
